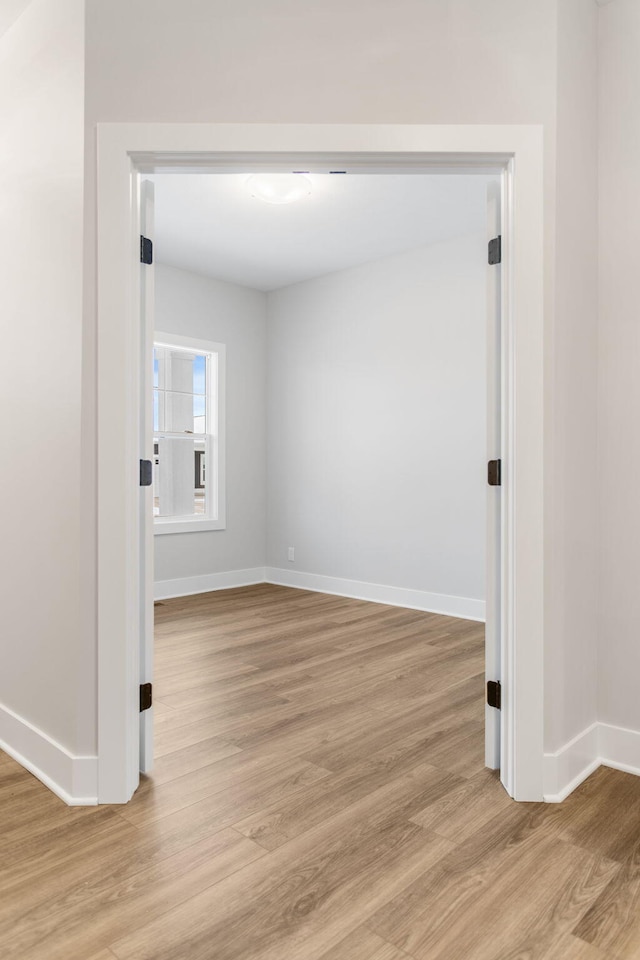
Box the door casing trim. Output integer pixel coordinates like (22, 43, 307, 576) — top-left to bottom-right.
(95, 122, 544, 803)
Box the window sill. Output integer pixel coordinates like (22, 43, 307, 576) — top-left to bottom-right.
(154, 518, 226, 536)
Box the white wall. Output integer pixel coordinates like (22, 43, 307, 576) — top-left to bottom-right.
(0, 0, 88, 781)
(267, 234, 487, 612)
(153, 264, 267, 590)
(544, 0, 599, 753)
(0, 0, 31, 37)
(598, 0, 640, 738)
(86, 0, 558, 127)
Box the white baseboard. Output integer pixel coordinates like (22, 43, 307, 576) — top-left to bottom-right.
(599, 722, 640, 777)
(544, 721, 640, 802)
(154, 567, 267, 600)
(543, 723, 600, 802)
(154, 565, 485, 620)
(0, 700, 97, 806)
(265, 567, 485, 621)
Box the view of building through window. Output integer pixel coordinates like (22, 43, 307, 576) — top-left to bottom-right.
(153, 344, 210, 520)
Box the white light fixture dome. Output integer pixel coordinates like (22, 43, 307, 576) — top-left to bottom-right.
(247, 173, 312, 205)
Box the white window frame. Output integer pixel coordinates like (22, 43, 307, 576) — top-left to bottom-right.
(153, 331, 226, 535)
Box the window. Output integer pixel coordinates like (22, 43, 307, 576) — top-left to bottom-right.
(153, 332, 225, 534)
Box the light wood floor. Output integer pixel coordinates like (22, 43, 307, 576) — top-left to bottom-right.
(2, 584, 640, 959)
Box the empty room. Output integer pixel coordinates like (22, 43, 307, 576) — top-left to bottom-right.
(150, 169, 492, 707)
(147, 169, 494, 839)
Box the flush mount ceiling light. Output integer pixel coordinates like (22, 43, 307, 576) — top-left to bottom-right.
(246, 173, 312, 205)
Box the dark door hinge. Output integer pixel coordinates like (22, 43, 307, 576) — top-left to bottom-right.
(488, 459, 502, 487)
(140, 235, 153, 264)
(488, 235, 502, 265)
(487, 680, 501, 710)
(140, 682, 153, 712)
(140, 459, 152, 486)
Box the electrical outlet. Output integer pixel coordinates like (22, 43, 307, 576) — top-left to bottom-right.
(288, 547, 295, 562)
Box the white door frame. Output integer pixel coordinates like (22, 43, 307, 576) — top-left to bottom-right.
(485, 178, 503, 773)
(96, 123, 544, 804)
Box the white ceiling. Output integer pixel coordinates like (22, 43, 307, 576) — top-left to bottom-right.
(150, 173, 492, 292)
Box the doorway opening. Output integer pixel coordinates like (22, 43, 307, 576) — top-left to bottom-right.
(144, 168, 499, 789)
(95, 124, 545, 806)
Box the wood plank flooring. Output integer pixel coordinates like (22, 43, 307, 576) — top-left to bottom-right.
(1, 583, 639, 959)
